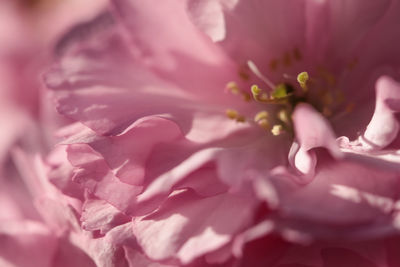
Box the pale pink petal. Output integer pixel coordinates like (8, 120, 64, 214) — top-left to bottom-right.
(133, 190, 255, 264)
(81, 199, 130, 235)
(111, 0, 237, 99)
(269, 152, 400, 239)
(291, 103, 341, 180)
(0, 220, 58, 267)
(67, 143, 142, 213)
(362, 76, 400, 150)
(46, 5, 243, 136)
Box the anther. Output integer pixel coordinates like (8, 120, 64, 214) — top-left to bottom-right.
(251, 85, 268, 101)
(254, 111, 269, 122)
(226, 81, 240, 95)
(226, 109, 239, 119)
(271, 125, 284, 136)
(278, 109, 290, 124)
(226, 109, 246, 122)
(297, 71, 309, 92)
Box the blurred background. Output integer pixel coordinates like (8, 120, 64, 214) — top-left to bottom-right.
(0, 1, 107, 266)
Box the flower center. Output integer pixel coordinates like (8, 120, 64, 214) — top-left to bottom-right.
(225, 51, 356, 137)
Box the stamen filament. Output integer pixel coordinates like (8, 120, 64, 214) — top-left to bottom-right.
(247, 60, 276, 90)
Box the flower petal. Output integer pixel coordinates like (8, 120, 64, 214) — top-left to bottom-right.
(133, 190, 254, 264)
(362, 75, 400, 150)
(291, 103, 341, 179)
(269, 150, 400, 239)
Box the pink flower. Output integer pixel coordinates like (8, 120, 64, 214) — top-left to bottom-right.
(0, 1, 122, 266)
(45, 0, 400, 266)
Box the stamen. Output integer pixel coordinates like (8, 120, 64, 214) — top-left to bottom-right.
(278, 109, 290, 124)
(247, 60, 275, 90)
(271, 124, 284, 136)
(225, 81, 240, 95)
(254, 111, 270, 130)
(297, 71, 309, 91)
(226, 109, 239, 119)
(226, 109, 246, 122)
(251, 85, 269, 102)
(254, 111, 269, 122)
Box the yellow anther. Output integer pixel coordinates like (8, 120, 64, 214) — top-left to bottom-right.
(278, 109, 290, 124)
(226, 109, 245, 122)
(297, 71, 309, 91)
(269, 59, 279, 71)
(226, 109, 239, 120)
(254, 111, 269, 122)
(271, 125, 284, 136)
(251, 84, 266, 101)
(293, 48, 302, 61)
(283, 52, 292, 67)
(226, 82, 240, 95)
(254, 111, 270, 130)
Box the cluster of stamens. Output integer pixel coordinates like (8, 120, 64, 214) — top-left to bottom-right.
(224, 49, 357, 137)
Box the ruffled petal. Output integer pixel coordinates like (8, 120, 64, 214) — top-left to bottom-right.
(362, 76, 400, 150)
(291, 103, 341, 180)
(133, 190, 255, 264)
(0, 220, 58, 267)
(46, 5, 244, 136)
(269, 150, 400, 239)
